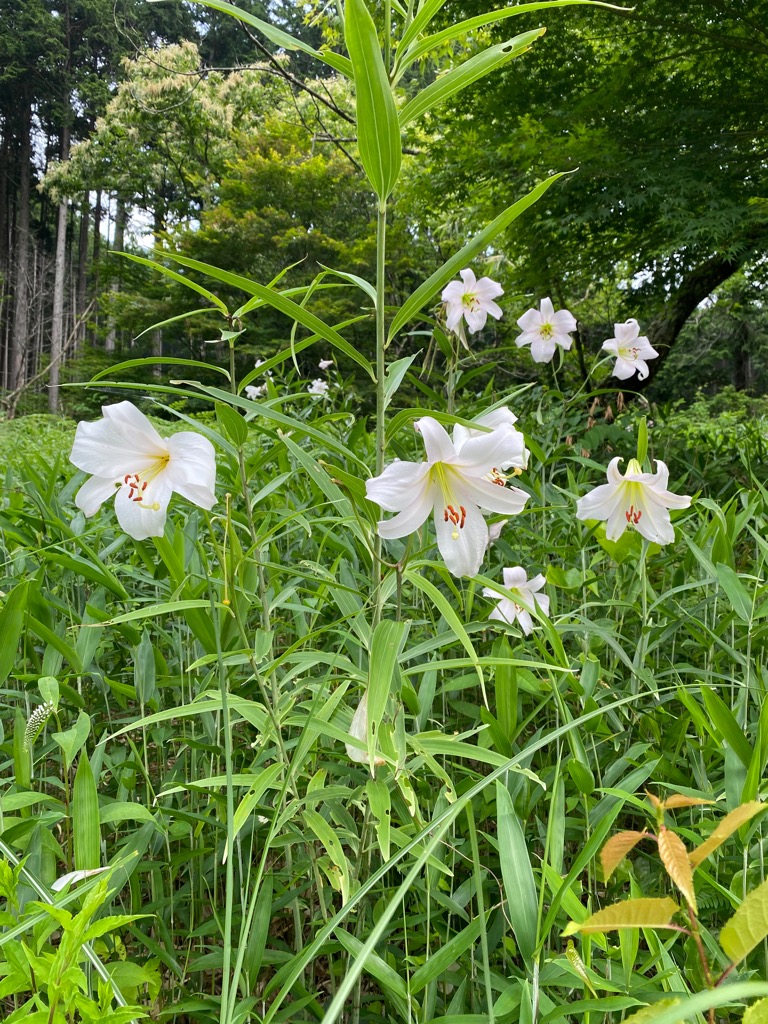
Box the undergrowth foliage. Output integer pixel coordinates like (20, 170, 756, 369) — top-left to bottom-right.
(2, 2, 768, 1024)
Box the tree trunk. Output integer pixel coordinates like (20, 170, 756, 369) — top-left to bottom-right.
(104, 196, 126, 354)
(599, 232, 768, 396)
(10, 100, 32, 404)
(49, 126, 71, 414)
(76, 195, 89, 349)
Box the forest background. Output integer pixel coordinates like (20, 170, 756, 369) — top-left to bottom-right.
(2, 2, 768, 1024)
(2, 0, 768, 423)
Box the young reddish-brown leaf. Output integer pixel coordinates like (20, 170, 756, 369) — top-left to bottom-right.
(662, 794, 715, 810)
(645, 790, 661, 810)
(689, 801, 765, 868)
(658, 826, 697, 913)
(562, 897, 679, 936)
(600, 830, 650, 882)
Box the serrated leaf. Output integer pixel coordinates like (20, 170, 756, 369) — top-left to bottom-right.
(345, 0, 401, 199)
(600, 831, 649, 882)
(721, 878, 768, 964)
(690, 802, 764, 868)
(658, 827, 696, 912)
(563, 897, 679, 936)
(620, 999, 681, 1024)
(662, 794, 715, 810)
(744, 996, 768, 1024)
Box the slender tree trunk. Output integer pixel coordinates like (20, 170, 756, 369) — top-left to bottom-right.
(49, 125, 71, 414)
(10, 100, 32, 404)
(105, 196, 126, 354)
(151, 205, 164, 374)
(600, 231, 768, 396)
(76, 195, 89, 349)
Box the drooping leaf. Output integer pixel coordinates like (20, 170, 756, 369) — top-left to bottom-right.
(174, 0, 353, 77)
(700, 686, 753, 769)
(658, 827, 696, 912)
(345, 0, 401, 199)
(600, 831, 649, 882)
(689, 802, 764, 868)
(496, 781, 538, 964)
(720, 878, 768, 964)
(562, 897, 680, 936)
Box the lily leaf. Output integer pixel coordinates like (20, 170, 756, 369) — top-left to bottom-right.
(399, 31, 546, 127)
(345, 0, 402, 199)
(388, 172, 565, 341)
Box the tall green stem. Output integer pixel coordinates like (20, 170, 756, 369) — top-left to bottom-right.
(373, 199, 388, 625)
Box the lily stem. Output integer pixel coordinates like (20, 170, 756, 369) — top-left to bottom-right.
(373, 198, 388, 627)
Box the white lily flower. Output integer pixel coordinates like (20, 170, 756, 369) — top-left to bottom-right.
(515, 297, 577, 363)
(483, 566, 549, 635)
(601, 319, 659, 381)
(318, 358, 334, 370)
(366, 416, 529, 578)
(452, 407, 529, 471)
(441, 268, 504, 336)
(245, 384, 266, 400)
(308, 378, 329, 396)
(345, 691, 385, 767)
(576, 457, 691, 545)
(69, 401, 216, 540)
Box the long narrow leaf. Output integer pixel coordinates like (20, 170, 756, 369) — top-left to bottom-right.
(388, 173, 565, 341)
(346, 0, 402, 199)
(176, 0, 353, 77)
(399, 31, 546, 127)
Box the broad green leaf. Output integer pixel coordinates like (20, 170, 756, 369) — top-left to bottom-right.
(388, 173, 565, 342)
(744, 997, 768, 1024)
(0, 580, 31, 687)
(658, 827, 696, 912)
(562, 897, 679, 935)
(601, 830, 649, 882)
(496, 781, 538, 964)
(72, 755, 100, 871)
(366, 778, 391, 861)
(404, 568, 484, 689)
(689, 802, 764, 867)
(399, 31, 546, 127)
(179, 0, 353, 77)
(161, 251, 375, 379)
(345, 0, 402, 199)
(51, 711, 91, 771)
(700, 686, 753, 768)
(409, 916, 483, 993)
(225, 763, 284, 862)
(367, 620, 408, 766)
(715, 562, 753, 622)
(334, 927, 408, 1009)
(215, 400, 249, 447)
(384, 354, 419, 410)
(721, 878, 768, 964)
